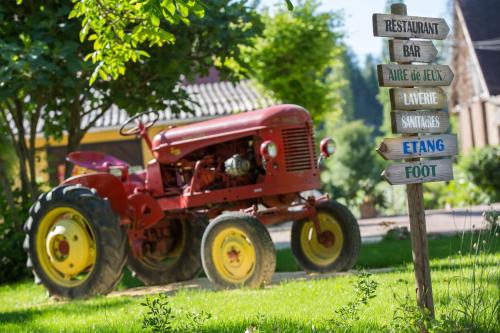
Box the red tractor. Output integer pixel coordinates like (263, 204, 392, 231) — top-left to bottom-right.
(24, 104, 360, 298)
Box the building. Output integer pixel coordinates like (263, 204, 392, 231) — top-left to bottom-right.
(34, 79, 272, 184)
(451, 0, 500, 153)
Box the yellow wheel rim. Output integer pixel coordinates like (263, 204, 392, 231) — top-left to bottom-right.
(300, 212, 344, 266)
(211, 227, 256, 284)
(36, 207, 96, 287)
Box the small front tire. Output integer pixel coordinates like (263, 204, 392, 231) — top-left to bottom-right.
(201, 213, 276, 289)
(291, 201, 360, 273)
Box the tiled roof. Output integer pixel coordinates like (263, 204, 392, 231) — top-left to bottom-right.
(458, 0, 500, 96)
(26, 79, 272, 135)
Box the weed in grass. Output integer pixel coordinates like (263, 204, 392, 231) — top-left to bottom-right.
(141, 293, 211, 333)
(326, 272, 379, 332)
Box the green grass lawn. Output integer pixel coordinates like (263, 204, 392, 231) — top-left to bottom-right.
(1, 231, 498, 332)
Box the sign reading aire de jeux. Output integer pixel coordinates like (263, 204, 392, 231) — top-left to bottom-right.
(378, 64, 454, 87)
(383, 158, 454, 185)
(390, 87, 447, 110)
(377, 134, 458, 160)
(389, 40, 438, 63)
(373, 13, 450, 40)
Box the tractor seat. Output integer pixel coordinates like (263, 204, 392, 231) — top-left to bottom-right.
(67, 151, 129, 172)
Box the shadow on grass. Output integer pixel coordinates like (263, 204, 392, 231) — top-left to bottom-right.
(0, 297, 133, 326)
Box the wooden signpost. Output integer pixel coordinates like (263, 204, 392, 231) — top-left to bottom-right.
(377, 64, 454, 87)
(383, 159, 454, 185)
(391, 110, 450, 134)
(390, 87, 448, 110)
(373, 3, 457, 320)
(389, 40, 438, 63)
(377, 134, 457, 160)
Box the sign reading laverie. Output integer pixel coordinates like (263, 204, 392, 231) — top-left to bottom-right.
(390, 88, 447, 110)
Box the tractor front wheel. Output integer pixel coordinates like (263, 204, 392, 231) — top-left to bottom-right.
(24, 185, 127, 299)
(291, 201, 360, 273)
(126, 214, 208, 286)
(201, 213, 276, 289)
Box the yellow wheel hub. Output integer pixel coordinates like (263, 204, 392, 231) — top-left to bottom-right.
(212, 227, 256, 284)
(300, 212, 344, 266)
(36, 207, 96, 287)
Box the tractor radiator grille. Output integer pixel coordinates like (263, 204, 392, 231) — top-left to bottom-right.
(282, 127, 315, 172)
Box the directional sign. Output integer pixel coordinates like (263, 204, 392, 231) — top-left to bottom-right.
(389, 40, 438, 63)
(376, 134, 458, 160)
(373, 13, 450, 40)
(390, 87, 447, 110)
(391, 110, 450, 134)
(382, 158, 454, 185)
(377, 64, 454, 87)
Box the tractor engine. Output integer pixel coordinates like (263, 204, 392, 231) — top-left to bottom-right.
(160, 137, 262, 195)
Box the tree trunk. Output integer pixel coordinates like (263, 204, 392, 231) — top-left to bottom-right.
(0, 156, 16, 221)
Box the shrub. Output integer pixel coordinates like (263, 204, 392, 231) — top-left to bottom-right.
(0, 188, 30, 284)
(461, 146, 500, 202)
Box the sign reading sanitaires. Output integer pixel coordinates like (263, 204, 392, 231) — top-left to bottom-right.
(373, 14, 450, 39)
(391, 110, 450, 134)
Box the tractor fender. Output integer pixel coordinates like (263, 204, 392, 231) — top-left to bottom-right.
(128, 193, 165, 229)
(62, 173, 128, 216)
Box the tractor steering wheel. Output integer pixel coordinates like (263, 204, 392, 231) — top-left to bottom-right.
(119, 111, 160, 137)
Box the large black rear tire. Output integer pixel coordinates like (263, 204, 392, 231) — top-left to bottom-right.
(24, 185, 126, 299)
(291, 201, 360, 273)
(126, 214, 208, 286)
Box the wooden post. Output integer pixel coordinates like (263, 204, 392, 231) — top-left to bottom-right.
(391, 3, 435, 317)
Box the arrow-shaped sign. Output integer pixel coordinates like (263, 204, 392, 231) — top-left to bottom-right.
(373, 13, 450, 39)
(382, 158, 454, 185)
(389, 40, 438, 63)
(377, 134, 458, 160)
(377, 64, 454, 87)
(391, 110, 450, 134)
(390, 87, 447, 110)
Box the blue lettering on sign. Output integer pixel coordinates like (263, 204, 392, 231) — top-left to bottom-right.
(402, 138, 446, 155)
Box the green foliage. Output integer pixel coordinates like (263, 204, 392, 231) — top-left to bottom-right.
(70, 0, 205, 84)
(141, 294, 211, 332)
(424, 146, 500, 209)
(327, 272, 379, 332)
(322, 120, 386, 206)
(244, 0, 345, 120)
(461, 146, 500, 202)
(0, 187, 30, 284)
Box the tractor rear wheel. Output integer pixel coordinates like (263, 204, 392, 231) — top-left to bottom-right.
(201, 213, 276, 289)
(126, 214, 208, 286)
(24, 185, 127, 299)
(291, 201, 360, 273)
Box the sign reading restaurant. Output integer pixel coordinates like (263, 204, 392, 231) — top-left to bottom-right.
(373, 14, 450, 39)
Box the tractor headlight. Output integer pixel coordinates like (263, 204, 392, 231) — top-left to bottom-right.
(320, 137, 336, 158)
(260, 140, 278, 160)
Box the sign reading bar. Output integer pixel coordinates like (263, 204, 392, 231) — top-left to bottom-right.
(390, 87, 447, 110)
(373, 13, 450, 40)
(391, 110, 450, 134)
(377, 134, 457, 160)
(389, 40, 437, 63)
(377, 64, 454, 87)
(382, 158, 454, 185)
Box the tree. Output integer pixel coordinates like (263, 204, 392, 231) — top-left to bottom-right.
(322, 121, 385, 207)
(68, 0, 294, 83)
(0, 1, 263, 203)
(243, 0, 345, 121)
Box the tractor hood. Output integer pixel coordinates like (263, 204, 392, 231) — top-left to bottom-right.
(152, 104, 311, 163)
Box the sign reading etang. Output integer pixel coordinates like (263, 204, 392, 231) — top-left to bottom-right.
(378, 64, 454, 87)
(373, 13, 450, 39)
(383, 158, 454, 185)
(377, 134, 457, 160)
